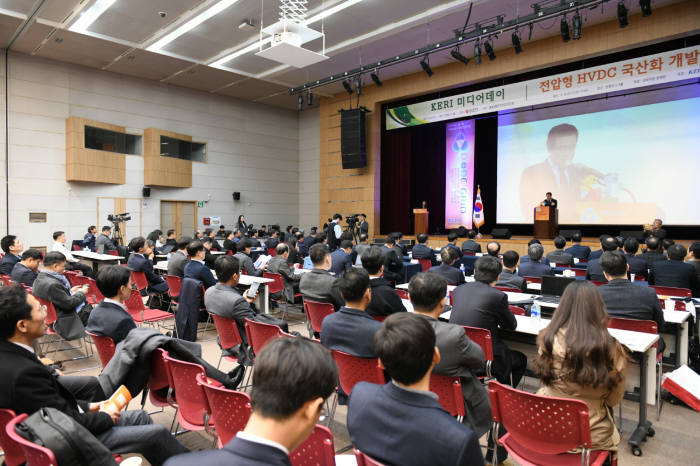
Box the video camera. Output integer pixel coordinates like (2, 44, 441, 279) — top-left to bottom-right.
(108, 212, 131, 223)
(345, 214, 359, 227)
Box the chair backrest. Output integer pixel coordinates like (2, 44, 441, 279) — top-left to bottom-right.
(428, 373, 465, 417)
(290, 424, 335, 466)
(165, 275, 182, 299)
(267, 247, 277, 257)
(591, 280, 606, 286)
(303, 300, 335, 334)
(417, 259, 432, 272)
(245, 318, 283, 355)
(226, 250, 233, 256)
(0, 409, 24, 466)
(262, 272, 285, 295)
(371, 315, 387, 322)
(607, 317, 658, 335)
(495, 286, 522, 293)
(147, 348, 171, 406)
(86, 331, 116, 368)
(130, 270, 149, 292)
(63, 271, 81, 287)
(124, 288, 145, 314)
(107, 250, 118, 256)
(196, 373, 251, 447)
(85, 277, 105, 303)
(163, 354, 208, 429)
(508, 305, 526, 316)
(488, 380, 593, 455)
(330, 350, 384, 395)
(568, 268, 587, 277)
(211, 314, 244, 350)
(354, 447, 387, 466)
(523, 276, 542, 284)
(5, 413, 58, 466)
(394, 289, 409, 300)
(463, 326, 494, 362)
(650, 285, 692, 298)
(0, 275, 13, 286)
(33, 295, 58, 326)
(72, 245, 81, 251)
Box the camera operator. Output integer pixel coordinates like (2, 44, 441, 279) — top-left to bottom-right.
(95, 226, 117, 252)
(356, 213, 369, 238)
(328, 214, 343, 251)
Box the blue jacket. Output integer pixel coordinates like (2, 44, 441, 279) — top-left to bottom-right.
(184, 260, 216, 289)
(321, 306, 381, 358)
(329, 249, 352, 276)
(127, 253, 167, 292)
(176, 277, 204, 342)
(428, 263, 465, 285)
(86, 300, 136, 344)
(517, 260, 553, 278)
(0, 254, 20, 276)
(565, 243, 591, 259)
(585, 259, 606, 282)
(10, 262, 37, 287)
(82, 232, 96, 251)
(164, 435, 291, 466)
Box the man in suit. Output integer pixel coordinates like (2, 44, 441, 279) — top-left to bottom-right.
(347, 313, 484, 466)
(10, 249, 42, 287)
(443, 231, 463, 259)
(361, 246, 406, 317)
(641, 236, 666, 267)
(688, 242, 700, 297)
(356, 213, 369, 237)
(451, 256, 526, 387)
(622, 238, 648, 279)
(496, 250, 526, 291)
(167, 237, 191, 278)
(486, 241, 501, 258)
(327, 214, 343, 252)
(0, 235, 23, 276)
(184, 240, 217, 289)
(546, 236, 574, 266)
(644, 218, 667, 240)
(428, 248, 465, 285)
(564, 231, 591, 260)
(0, 285, 189, 465)
(329, 240, 353, 276)
(32, 252, 90, 326)
(82, 225, 97, 251)
(299, 244, 344, 311)
(267, 243, 300, 303)
(321, 268, 381, 358)
(381, 233, 404, 284)
(201, 238, 217, 269)
(353, 233, 371, 265)
(86, 265, 137, 344)
(127, 236, 168, 293)
(542, 191, 558, 208)
(235, 239, 265, 277)
(95, 226, 117, 252)
(164, 338, 336, 466)
(517, 243, 553, 278)
(412, 233, 437, 266)
(650, 244, 698, 291)
(520, 239, 546, 264)
(586, 236, 620, 282)
(588, 235, 613, 261)
(298, 228, 316, 256)
(204, 229, 221, 252)
(265, 230, 280, 250)
(461, 229, 482, 254)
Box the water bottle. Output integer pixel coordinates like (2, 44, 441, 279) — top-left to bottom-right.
(531, 301, 541, 323)
(460, 263, 466, 276)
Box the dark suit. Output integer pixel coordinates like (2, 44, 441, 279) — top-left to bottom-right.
(585, 259, 607, 282)
(543, 198, 558, 208)
(329, 249, 353, 276)
(496, 269, 526, 292)
(234, 252, 262, 277)
(624, 253, 648, 278)
(203, 250, 217, 269)
(297, 236, 315, 256)
(598, 279, 664, 327)
(208, 238, 221, 252)
(223, 239, 237, 253)
(382, 246, 404, 284)
(517, 260, 552, 278)
(461, 239, 482, 254)
(82, 233, 96, 251)
(644, 228, 667, 240)
(299, 268, 344, 311)
(546, 249, 574, 266)
(443, 243, 463, 259)
(167, 251, 189, 278)
(366, 277, 406, 317)
(357, 220, 369, 236)
(320, 306, 381, 358)
(10, 262, 37, 287)
(0, 254, 20, 276)
(642, 251, 666, 268)
(95, 233, 116, 252)
(86, 300, 137, 344)
(184, 260, 216, 289)
(348, 382, 484, 466)
(428, 263, 465, 285)
(650, 260, 698, 291)
(449, 281, 525, 386)
(565, 243, 591, 260)
(265, 238, 279, 250)
(691, 260, 700, 297)
(127, 253, 168, 293)
(411, 244, 437, 266)
(32, 272, 87, 317)
(588, 249, 604, 261)
(267, 256, 299, 302)
(164, 435, 291, 466)
(286, 246, 302, 265)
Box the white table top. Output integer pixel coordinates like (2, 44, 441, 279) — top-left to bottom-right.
(538, 298, 690, 324)
(210, 251, 226, 255)
(72, 250, 124, 260)
(153, 260, 273, 284)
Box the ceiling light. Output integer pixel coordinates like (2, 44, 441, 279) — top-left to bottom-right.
(210, 40, 270, 68)
(147, 0, 239, 52)
(639, 0, 652, 17)
(617, 1, 629, 28)
(356, 77, 362, 95)
(572, 11, 582, 40)
(298, 94, 303, 110)
(307, 91, 313, 106)
(370, 72, 382, 87)
(305, 0, 363, 24)
(69, 0, 116, 33)
(511, 31, 522, 54)
(450, 48, 470, 65)
(420, 56, 433, 77)
(474, 41, 482, 65)
(560, 16, 570, 42)
(342, 80, 353, 94)
(484, 40, 496, 61)
(238, 19, 256, 30)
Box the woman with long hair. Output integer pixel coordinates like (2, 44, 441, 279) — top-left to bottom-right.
(535, 280, 628, 451)
(237, 215, 247, 235)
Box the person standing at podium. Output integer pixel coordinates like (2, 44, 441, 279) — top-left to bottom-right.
(541, 192, 557, 208)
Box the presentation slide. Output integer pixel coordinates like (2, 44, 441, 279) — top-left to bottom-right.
(497, 93, 700, 225)
(445, 120, 475, 229)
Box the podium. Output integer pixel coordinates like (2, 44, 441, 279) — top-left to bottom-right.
(534, 206, 557, 239)
(413, 209, 429, 235)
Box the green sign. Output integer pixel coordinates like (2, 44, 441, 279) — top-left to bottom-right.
(197, 201, 204, 208)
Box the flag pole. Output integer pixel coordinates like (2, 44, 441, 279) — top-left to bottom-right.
(476, 184, 482, 238)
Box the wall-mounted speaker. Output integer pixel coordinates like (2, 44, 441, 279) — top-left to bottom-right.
(142, 187, 151, 198)
(340, 108, 367, 169)
(233, 192, 241, 201)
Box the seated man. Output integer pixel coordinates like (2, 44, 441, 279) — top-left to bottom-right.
(688, 242, 700, 297)
(164, 338, 336, 466)
(167, 237, 191, 278)
(641, 236, 666, 267)
(329, 240, 354, 276)
(520, 239, 547, 263)
(234, 239, 265, 277)
(201, 238, 217, 269)
(588, 235, 613, 261)
(564, 232, 591, 259)
(0, 285, 188, 465)
(52, 231, 94, 277)
(348, 313, 484, 466)
(298, 228, 316, 256)
(86, 265, 137, 344)
(362, 246, 406, 317)
(82, 225, 97, 252)
(650, 243, 698, 291)
(183, 241, 217, 289)
(545, 236, 574, 266)
(622, 238, 648, 279)
(32, 252, 91, 327)
(442, 231, 463, 259)
(95, 226, 117, 252)
(644, 218, 667, 240)
(0, 235, 23, 276)
(11, 248, 42, 287)
(428, 248, 465, 285)
(127, 236, 168, 293)
(486, 241, 501, 258)
(496, 250, 526, 292)
(299, 244, 344, 310)
(223, 230, 238, 253)
(451, 256, 526, 387)
(411, 233, 437, 266)
(267, 243, 301, 303)
(586, 236, 620, 282)
(461, 229, 482, 254)
(265, 230, 280, 250)
(205, 229, 221, 252)
(163, 229, 177, 251)
(353, 234, 371, 265)
(517, 243, 553, 278)
(381, 233, 404, 284)
(320, 268, 381, 358)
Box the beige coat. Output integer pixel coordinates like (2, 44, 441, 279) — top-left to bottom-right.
(537, 329, 627, 451)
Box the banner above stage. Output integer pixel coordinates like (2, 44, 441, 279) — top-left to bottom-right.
(385, 45, 700, 130)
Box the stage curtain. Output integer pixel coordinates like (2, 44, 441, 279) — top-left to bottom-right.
(410, 124, 446, 235)
(380, 129, 412, 234)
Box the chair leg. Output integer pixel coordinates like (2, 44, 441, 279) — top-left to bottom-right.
(656, 360, 663, 421)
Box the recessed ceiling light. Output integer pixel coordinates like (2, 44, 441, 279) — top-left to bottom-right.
(69, 0, 116, 33)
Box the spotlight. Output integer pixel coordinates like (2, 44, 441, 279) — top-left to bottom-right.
(419, 56, 433, 77)
(355, 77, 362, 96)
(297, 94, 303, 110)
(474, 41, 482, 64)
(370, 72, 382, 87)
(639, 0, 652, 17)
(484, 39, 495, 61)
(307, 91, 313, 106)
(342, 80, 353, 94)
(560, 16, 570, 42)
(511, 31, 522, 54)
(450, 48, 470, 65)
(617, 1, 628, 28)
(572, 11, 582, 40)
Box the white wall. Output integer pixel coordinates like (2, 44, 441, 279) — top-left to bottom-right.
(1, 51, 300, 249)
(298, 107, 320, 232)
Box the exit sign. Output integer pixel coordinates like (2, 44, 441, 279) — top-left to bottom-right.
(197, 201, 204, 208)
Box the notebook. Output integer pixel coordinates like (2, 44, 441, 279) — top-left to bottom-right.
(538, 276, 576, 304)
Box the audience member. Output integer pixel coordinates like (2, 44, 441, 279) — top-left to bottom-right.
(298, 228, 316, 256)
(486, 241, 501, 258)
(82, 225, 97, 251)
(688, 242, 700, 297)
(450, 256, 526, 386)
(285, 237, 303, 265)
(146, 230, 164, 249)
(443, 231, 463, 259)
(347, 313, 484, 466)
(496, 250, 526, 291)
(381, 233, 404, 284)
(95, 226, 117, 252)
(52, 231, 95, 277)
(163, 229, 177, 250)
(586, 236, 620, 282)
(535, 281, 627, 451)
(622, 238, 648, 279)
(353, 233, 371, 264)
(564, 232, 591, 259)
(201, 238, 217, 269)
(411, 233, 437, 266)
(329, 240, 353, 276)
(205, 228, 221, 251)
(520, 238, 546, 263)
(327, 214, 343, 252)
(428, 248, 465, 285)
(546, 236, 574, 266)
(86, 265, 137, 344)
(10, 249, 42, 287)
(299, 244, 344, 310)
(164, 338, 336, 466)
(167, 237, 190, 278)
(362, 246, 406, 317)
(267, 243, 301, 303)
(641, 236, 665, 267)
(127, 236, 168, 293)
(461, 229, 482, 254)
(222, 230, 237, 252)
(394, 232, 409, 257)
(0, 235, 23, 275)
(249, 230, 262, 248)
(184, 241, 216, 289)
(235, 239, 265, 277)
(588, 235, 613, 261)
(517, 243, 553, 277)
(194, 230, 204, 240)
(265, 230, 280, 251)
(649, 243, 698, 291)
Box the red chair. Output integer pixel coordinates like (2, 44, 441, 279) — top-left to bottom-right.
(165, 275, 182, 313)
(197, 373, 251, 447)
(330, 350, 384, 396)
(163, 354, 216, 431)
(107, 250, 119, 256)
(395, 289, 409, 300)
(417, 258, 432, 272)
(0, 409, 24, 466)
(34, 295, 95, 365)
(463, 326, 494, 380)
(226, 250, 234, 256)
(650, 285, 691, 298)
(267, 247, 277, 257)
(124, 288, 173, 327)
(577, 259, 589, 264)
(263, 272, 300, 318)
(290, 424, 335, 466)
(146, 348, 172, 409)
(83, 277, 105, 306)
(523, 276, 542, 284)
(211, 314, 246, 369)
(244, 318, 284, 356)
(429, 373, 465, 419)
(591, 280, 607, 286)
(354, 448, 387, 466)
(495, 286, 522, 293)
(5, 413, 57, 465)
(72, 244, 81, 251)
(86, 331, 116, 368)
(303, 300, 334, 338)
(463, 251, 476, 256)
(0, 275, 13, 286)
(509, 305, 526, 316)
(131, 270, 165, 307)
(371, 315, 387, 322)
(488, 381, 616, 466)
(568, 268, 587, 277)
(63, 270, 82, 287)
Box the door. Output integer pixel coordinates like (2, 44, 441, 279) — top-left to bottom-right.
(161, 201, 197, 239)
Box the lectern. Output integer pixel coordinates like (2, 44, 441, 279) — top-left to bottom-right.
(534, 206, 557, 239)
(413, 209, 429, 235)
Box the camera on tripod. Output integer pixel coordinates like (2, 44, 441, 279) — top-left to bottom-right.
(108, 212, 131, 223)
(345, 214, 359, 228)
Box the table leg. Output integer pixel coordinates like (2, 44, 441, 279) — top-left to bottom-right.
(263, 284, 269, 314)
(679, 322, 688, 366)
(628, 349, 654, 456)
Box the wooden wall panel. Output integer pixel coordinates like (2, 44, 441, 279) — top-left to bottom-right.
(143, 128, 200, 188)
(318, 1, 700, 238)
(65, 116, 126, 184)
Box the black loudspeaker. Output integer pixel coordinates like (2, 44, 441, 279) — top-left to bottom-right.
(340, 109, 367, 169)
(558, 229, 581, 240)
(233, 192, 240, 201)
(491, 228, 512, 239)
(620, 230, 644, 240)
(142, 187, 150, 197)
